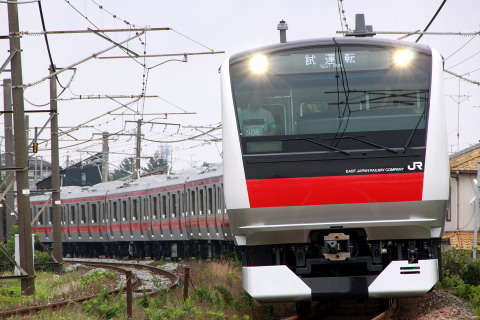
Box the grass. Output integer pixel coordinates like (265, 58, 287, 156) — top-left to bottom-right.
(0, 257, 294, 319)
(0, 267, 119, 313)
(440, 248, 480, 316)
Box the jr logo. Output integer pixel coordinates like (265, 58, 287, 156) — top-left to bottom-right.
(407, 161, 423, 171)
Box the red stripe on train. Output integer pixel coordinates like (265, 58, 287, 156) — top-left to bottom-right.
(246, 172, 424, 208)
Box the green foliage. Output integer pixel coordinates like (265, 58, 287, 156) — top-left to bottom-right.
(0, 231, 16, 273)
(81, 288, 124, 319)
(145, 298, 203, 320)
(213, 285, 234, 307)
(80, 269, 117, 287)
(195, 284, 213, 304)
(110, 157, 135, 180)
(34, 250, 55, 272)
(462, 259, 480, 286)
(442, 249, 472, 278)
(142, 151, 169, 174)
(138, 289, 150, 308)
(442, 249, 480, 316)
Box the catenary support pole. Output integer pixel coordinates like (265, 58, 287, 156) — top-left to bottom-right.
(136, 120, 142, 174)
(49, 65, 63, 273)
(2, 79, 15, 242)
(473, 163, 480, 259)
(102, 132, 109, 182)
(7, 0, 35, 294)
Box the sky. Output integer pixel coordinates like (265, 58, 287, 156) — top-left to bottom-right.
(1, 0, 479, 174)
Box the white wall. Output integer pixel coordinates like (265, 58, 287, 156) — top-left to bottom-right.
(446, 173, 478, 232)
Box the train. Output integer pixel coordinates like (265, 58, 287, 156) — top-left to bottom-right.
(31, 166, 232, 259)
(31, 36, 449, 309)
(220, 37, 449, 307)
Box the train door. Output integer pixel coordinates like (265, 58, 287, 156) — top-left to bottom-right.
(121, 199, 132, 240)
(207, 186, 217, 237)
(161, 194, 169, 238)
(189, 188, 200, 238)
(61, 206, 68, 242)
(79, 204, 91, 240)
(91, 202, 101, 240)
(46, 206, 53, 240)
(151, 194, 161, 239)
(143, 196, 153, 240)
(216, 183, 225, 239)
(131, 197, 142, 239)
(170, 191, 180, 239)
(111, 200, 121, 239)
(69, 204, 80, 241)
(198, 187, 206, 238)
(183, 186, 192, 239)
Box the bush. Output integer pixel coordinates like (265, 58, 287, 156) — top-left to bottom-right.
(34, 250, 55, 272)
(82, 289, 124, 319)
(462, 259, 480, 286)
(80, 269, 116, 287)
(442, 249, 471, 279)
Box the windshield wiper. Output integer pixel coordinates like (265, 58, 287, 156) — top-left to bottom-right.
(403, 109, 426, 152)
(333, 136, 398, 154)
(282, 137, 350, 155)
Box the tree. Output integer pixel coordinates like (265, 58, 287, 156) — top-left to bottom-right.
(110, 157, 135, 180)
(142, 151, 169, 174)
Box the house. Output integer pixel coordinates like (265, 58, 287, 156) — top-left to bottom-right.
(443, 143, 480, 250)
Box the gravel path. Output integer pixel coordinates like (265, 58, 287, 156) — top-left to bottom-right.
(396, 290, 477, 319)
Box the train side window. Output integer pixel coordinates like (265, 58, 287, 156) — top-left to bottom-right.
(71, 206, 76, 223)
(133, 199, 138, 221)
(112, 201, 118, 222)
(38, 208, 44, 225)
(92, 204, 97, 223)
(122, 200, 128, 221)
(190, 190, 196, 216)
(199, 188, 204, 215)
(217, 185, 223, 215)
(144, 198, 149, 220)
(61, 207, 66, 224)
(81, 205, 86, 223)
(161, 195, 167, 219)
(48, 207, 53, 224)
(171, 193, 177, 218)
(208, 187, 214, 215)
(153, 196, 158, 219)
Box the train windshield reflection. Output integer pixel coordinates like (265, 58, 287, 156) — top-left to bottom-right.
(230, 45, 431, 154)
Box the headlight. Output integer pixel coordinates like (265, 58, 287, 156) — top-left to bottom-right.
(393, 49, 414, 67)
(249, 54, 269, 74)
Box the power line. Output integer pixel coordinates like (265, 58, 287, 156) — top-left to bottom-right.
(415, 0, 447, 43)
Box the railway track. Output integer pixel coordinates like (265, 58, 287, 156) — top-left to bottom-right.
(281, 298, 399, 320)
(0, 259, 180, 318)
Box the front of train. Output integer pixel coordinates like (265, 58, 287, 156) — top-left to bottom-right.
(221, 37, 449, 303)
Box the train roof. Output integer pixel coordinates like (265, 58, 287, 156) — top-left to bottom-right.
(30, 164, 223, 202)
(228, 37, 433, 64)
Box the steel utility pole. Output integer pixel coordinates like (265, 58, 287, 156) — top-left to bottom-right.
(49, 65, 63, 273)
(7, 0, 35, 294)
(102, 132, 109, 182)
(2, 79, 15, 242)
(136, 120, 142, 173)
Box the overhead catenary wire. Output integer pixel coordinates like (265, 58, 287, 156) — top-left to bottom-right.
(415, 0, 447, 43)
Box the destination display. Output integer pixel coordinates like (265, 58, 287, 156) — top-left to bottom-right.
(270, 49, 392, 74)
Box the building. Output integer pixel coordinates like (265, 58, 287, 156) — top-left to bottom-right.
(444, 143, 480, 249)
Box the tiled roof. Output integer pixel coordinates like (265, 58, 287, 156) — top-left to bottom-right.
(443, 231, 478, 250)
(450, 143, 480, 172)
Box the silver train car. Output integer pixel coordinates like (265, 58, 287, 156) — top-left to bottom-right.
(31, 166, 232, 259)
(220, 37, 449, 305)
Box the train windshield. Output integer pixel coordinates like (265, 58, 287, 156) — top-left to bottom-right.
(230, 44, 432, 155)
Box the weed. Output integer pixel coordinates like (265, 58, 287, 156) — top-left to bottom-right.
(82, 288, 125, 319)
(138, 289, 150, 308)
(80, 269, 117, 287)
